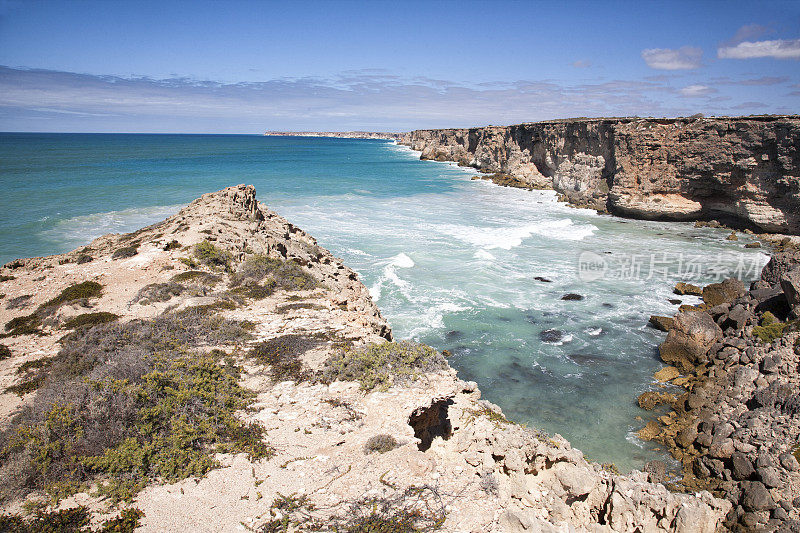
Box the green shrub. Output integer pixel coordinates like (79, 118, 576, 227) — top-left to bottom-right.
(5, 377, 45, 396)
(753, 311, 787, 343)
(0, 505, 143, 533)
(76, 255, 93, 265)
(249, 335, 322, 382)
(134, 282, 186, 304)
(41, 282, 103, 309)
(171, 270, 220, 285)
(0, 275, 16, 282)
(230, 255, 283, 287)
(111, 246, 138, 260)
(231, 280, 276, 300)
(0, 344, 11, 360)
(163, 240, 181, 251)
(4, 314, 42, 337)
(321, 342, 447, 391)
(194, 241, 232, 271)
(363, 434, 399, 454)
(273, 260, 318, 291)
(62, 312, 119, 330)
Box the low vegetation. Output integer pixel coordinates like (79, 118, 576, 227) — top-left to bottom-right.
(258, 485, 446, 532)
(753, 311, 787, 344)
(6, 295, 32, 310)
(171, 270, 220, 285)
(0, 306, 264, 504)
(163, 240, 181, 251)
(133, 282, 186, 305)
(3, 282, 104, 337)
(76, 254, 94, 264)
(363, 434, 399, 455)
(62, 312, 119, 330)
(0, 506, 143, 532)
(0, 344, 11, 360)
(231, 254, 318, 294)
(248, 334, 323, 382)
(321, 341, 447, 391)
(111, 245, 138, 260)
(194, 240, 232, 271)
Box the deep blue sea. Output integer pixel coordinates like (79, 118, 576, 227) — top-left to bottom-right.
(0, 133, 768, 471)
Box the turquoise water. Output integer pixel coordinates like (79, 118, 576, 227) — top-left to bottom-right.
(0, 133, 768, 471)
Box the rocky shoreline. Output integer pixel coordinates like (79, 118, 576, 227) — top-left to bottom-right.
(638, 251, 800, 531)
(0, 185, 732, 531)
(399, 115, 800, 235)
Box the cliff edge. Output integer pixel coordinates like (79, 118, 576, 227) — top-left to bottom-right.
(0, 185, 729, 531)
(401, 116, 800, 234)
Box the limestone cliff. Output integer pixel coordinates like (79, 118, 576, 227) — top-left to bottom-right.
(400, 116, 800, 234)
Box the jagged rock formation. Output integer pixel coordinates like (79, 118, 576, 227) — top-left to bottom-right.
(264, 131, 402, 140)
(638, 252, 800, 531)
(0, 186, 731, 531)
(400, 116, 800, 234)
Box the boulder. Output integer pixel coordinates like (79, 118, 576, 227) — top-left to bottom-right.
(702, 278, 746, 307)
(659, 311, 723, 372)
(722, 304, 751, 330)
(741, 481, 776, 511)
(761, 250, 800, 287)
(638, 391, 675, 410)
(731, 452, 755, 480)
(654, 366, 680, 382)
(648, 315, 674, 331)
(674, 282, 702, 296)
(779, 266, 800, 317)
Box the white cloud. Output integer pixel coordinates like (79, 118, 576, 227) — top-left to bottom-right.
(718, 39, 800, 60)
(679, 85, 715, 97)
(641, 46, 703, 70)
(572, 60, 591, 68)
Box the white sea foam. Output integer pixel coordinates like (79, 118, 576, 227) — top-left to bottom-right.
(473, 249, 496, 260)
(42, 204, 183, 246)
(390, 252, 415, 268)
(585, 327, 603, 336)
(436, 218, 597, 250)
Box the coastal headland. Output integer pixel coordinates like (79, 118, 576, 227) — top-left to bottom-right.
(399, 115, 800, 235)
(0, 185, 733, 531)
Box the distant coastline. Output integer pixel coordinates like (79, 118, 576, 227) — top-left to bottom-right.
(264, 130, 402, 140)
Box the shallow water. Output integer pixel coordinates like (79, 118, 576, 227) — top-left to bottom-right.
(0, 133, 768, 471)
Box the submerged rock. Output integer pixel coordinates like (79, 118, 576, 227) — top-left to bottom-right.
(561, 293, 583, 301)
(539, 329, 563, 343)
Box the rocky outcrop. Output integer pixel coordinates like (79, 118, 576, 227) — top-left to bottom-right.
(639, 265, 800, 530)
(401, 116, 800, 234)
(0, 185, 731, 531)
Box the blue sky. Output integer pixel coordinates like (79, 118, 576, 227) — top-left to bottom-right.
(1, 0, 799, 132)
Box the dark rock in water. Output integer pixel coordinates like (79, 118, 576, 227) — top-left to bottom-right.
(668, 298, 682, 305)
(745, 242, 761, 248)
(702, 278, 746, 306)
(561, 293, 583, 301)
(444, 330, 464, 341)
(540, 329, 563, 343)
(602, 303, 614, 308)
(649, 315, 674, 332)
(534, 276, 552, 283)
(674, 282, 702, 296)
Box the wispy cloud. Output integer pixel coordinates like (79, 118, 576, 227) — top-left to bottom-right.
(0, 66, 791, 132)
(572, 60, 591, 68)
(679, 84, 716, 97)
(718, 39, 800, 60)
(641, 46, 703, 70)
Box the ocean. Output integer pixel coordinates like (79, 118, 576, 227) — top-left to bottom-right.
(0, 132, 768, 472)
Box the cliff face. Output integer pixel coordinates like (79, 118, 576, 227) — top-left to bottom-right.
(401, 116, 800, 234)
(264, 131, 402, 140)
